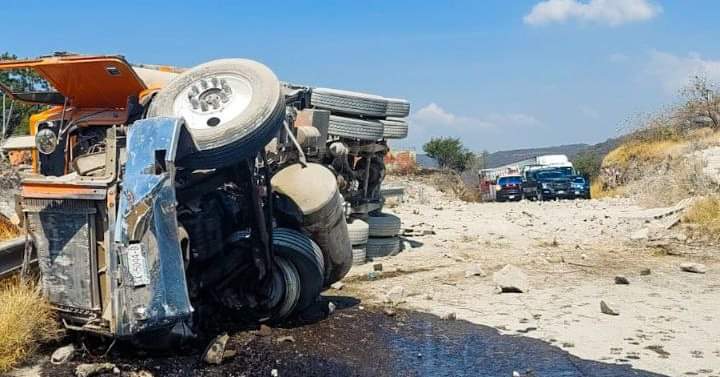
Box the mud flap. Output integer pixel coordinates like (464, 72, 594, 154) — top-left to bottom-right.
(114, 117, 193, 341)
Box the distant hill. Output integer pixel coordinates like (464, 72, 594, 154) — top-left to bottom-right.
(485, 137, 623, 169)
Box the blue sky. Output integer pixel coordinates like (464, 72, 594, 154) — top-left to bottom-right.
(3, 0, 720, 152)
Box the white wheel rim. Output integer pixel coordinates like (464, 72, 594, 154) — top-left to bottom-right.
(172, 73, 253, 130)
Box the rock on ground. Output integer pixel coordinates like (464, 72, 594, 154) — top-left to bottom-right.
(50, 344, 75, 365)
(493, 264, 529, 293)
(680, 262, 707, 274)
(75, 363, 117, 377)
(203, 333, 230, 365)
(600, 300, 619, 316)
(614, 276, 630, 285)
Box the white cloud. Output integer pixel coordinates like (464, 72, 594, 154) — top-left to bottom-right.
(411, 103, 540, 131)
(646, 50, 720, 93)
(400, 103, 544, 151)
(524, 0, 661, 26)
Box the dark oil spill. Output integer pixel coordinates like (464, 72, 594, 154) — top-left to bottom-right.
(39, 296, 667, 377)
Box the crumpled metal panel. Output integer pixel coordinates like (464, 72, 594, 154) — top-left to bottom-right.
(114, 117, 192, 337)
(24, 198, 98, 312)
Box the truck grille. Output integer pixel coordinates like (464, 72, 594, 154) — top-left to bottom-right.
(23, 198, 101, 313)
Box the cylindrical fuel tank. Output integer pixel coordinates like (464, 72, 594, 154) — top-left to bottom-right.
(271, 163, 352, 286)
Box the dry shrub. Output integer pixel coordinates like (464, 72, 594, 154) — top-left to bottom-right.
(430, 170, 482, 202)
(0, 215, 20, 241)
(0, 278, 61, 373)
(683, 195, 720, 239)
(590, 180, 623, 199)
(603, 139, 685, 170)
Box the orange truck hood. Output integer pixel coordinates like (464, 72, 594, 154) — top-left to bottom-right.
(0, 55, 147, 108)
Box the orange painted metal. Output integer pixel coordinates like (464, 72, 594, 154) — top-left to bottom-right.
(0, 55, 146, 108)
(22, 182, 106, 200)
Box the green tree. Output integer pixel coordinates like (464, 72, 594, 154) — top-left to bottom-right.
(0, 52, 50, 136)
(572, 151, 602, 179)
(423, 137, 475, 171)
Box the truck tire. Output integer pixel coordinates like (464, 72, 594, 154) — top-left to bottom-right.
(272, 228, 324, 312)
(385, 98, 410, 117)
(311, 88, 388, 118)
(347, 219, 370, 246)
(352, 245, 367, 265)
(368, 212, 401, 237)
(366, 237, 401, 259)
(272, 256, 301, 321)
(328, 115, 384, 141)
(148, 59, 285, 169)
(380, 118, 408, 139)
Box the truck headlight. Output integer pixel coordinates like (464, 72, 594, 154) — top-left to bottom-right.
(541, 183, 549, 189)
(35, 128, 58, 155)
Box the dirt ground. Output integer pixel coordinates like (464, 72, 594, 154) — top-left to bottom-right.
(341, 175, 720, 377)
(8, 175, 720, 377)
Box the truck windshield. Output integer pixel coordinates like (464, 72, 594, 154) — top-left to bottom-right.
(498, 176, 522, 185)
(536, 171, 564, 179)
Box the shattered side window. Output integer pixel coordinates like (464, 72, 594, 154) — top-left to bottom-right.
(0, 65, 55, 136)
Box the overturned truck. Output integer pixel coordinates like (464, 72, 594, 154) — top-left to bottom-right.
(0, 54, 409, 346)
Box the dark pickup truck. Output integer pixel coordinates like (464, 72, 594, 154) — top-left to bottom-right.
(523, 168, 574, 201)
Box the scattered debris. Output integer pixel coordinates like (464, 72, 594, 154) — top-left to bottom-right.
(203, 333, 230, 365)
(493, 264, 529, 293)
(129, 371, 154, 377)
(383, 308, 396, 317)
(328, 301, 336, 315)
(680, 262, 707, 274)
(384, 286, 406, 305)
(75, 363, 117, 377)
(373, 263, 383, 272)
(630, 228, 649, 241)
(441, 312, 457, 320)
(50, 344, 75, 365)
(271, 369, 279, 377)
(367, 271, 381, 280)
(330, 282, 345, 290)
(257, 324, 272, 337)
(600, 300, 619, 316)
(275, 336, 296, 343)
(645, 345, 671, 358)
(464, 265, 487, 278)
(640, 268, 652, 276)
(614, 276, 630, 285)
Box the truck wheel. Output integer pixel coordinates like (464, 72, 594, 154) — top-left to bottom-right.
(347, 219, 370, 245)
(352, 245, 367, 265)
(366, 237, 401, 259)
(328, 115, 384, 140)
(385, 98, 410, 117)
(367, 212, 401, 237)
(148, 59, 285, 169)
(272, 228, 324, 312)
(311, 88, 388, 118)
(381, 118, 409, 139)
(271, 256, 301, 321)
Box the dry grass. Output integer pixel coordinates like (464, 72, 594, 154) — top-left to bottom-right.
(0, 278, 61, 373)
(429, 171, 483, 203)
(683, 195, 720, 239)
(590, 180, 624, 199)
(603, 139, 685, 170)
(0, 215, 20, 241)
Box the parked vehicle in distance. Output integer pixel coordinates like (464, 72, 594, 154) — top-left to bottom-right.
(571, 176, 591, 199)
(523, 168, 574, 201)
(495, 175, 523, 202)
